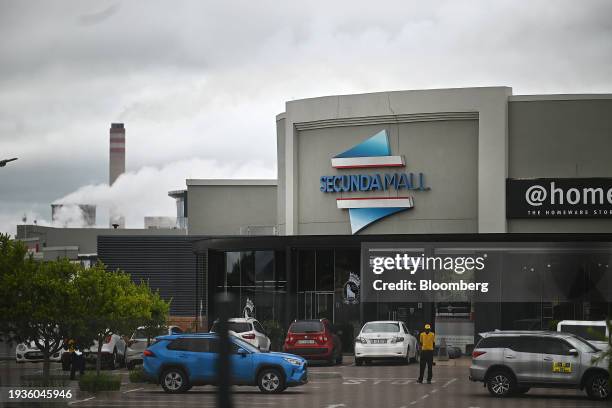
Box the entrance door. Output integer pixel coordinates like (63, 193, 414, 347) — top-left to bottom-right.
(302, 291, 334, 321)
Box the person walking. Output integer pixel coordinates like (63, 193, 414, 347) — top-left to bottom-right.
(67, 339, 86, 380)
(416, 324, 435, 384)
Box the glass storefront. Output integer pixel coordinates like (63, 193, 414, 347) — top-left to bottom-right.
(204, 237, 611, 353)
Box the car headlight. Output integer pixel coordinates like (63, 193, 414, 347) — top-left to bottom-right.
(283, 357, 303, 366)
(17, 344, 27, 352)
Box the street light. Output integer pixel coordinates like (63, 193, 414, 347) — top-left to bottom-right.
(0, 157, 18, 167)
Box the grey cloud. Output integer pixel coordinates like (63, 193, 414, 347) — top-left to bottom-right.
(1, 0, 612, 235)
(77, 3, 120, 26)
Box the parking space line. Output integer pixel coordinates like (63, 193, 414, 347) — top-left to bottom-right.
(68, 396, 95, 405)
(122, 387, 144, 393)
(430, 388, 438, 393)
(442, 378, 457, 388)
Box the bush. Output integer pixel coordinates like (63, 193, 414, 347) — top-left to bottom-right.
(20, 374, 71, 387)
(262, 320, 286, 351)
(129, 367, 146, 383)
(78, 373, 121, 393)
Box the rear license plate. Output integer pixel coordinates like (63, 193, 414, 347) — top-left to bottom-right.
(371, 339, 387, 344)
(298, 340, 315, 344)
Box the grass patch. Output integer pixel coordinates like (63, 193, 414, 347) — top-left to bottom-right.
(78, 372, 121, 393)
(128, 367, 147, 383)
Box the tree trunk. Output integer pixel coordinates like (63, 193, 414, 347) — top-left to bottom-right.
(42, 353, 50, 379)
(96, 337, 103, 376)
(42, 339, 50, 379)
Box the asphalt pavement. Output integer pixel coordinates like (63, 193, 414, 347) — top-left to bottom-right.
(0, 357, 603, 408)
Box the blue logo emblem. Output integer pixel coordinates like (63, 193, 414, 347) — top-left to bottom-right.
(322, 130, 429, 234)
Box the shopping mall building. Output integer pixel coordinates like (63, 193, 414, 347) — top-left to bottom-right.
(98, 87, 612, 352)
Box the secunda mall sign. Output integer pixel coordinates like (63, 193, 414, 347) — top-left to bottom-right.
(507, 178, 612, 218)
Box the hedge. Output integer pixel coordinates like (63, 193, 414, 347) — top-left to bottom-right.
(78, 373, 121, 393)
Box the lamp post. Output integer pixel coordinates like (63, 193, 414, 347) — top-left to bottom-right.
(0, 158, 18, 167)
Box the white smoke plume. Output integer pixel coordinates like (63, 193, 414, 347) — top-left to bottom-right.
(0, 157, 275, 235)
(53, 157, 276, 229)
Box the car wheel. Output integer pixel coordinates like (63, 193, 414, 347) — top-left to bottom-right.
(585, 373, 609, 401)
(257, 368, 285, 393)
(486, 370, 516, 397)
(161, 368, 190, 393)
(355, 357, 363, 366)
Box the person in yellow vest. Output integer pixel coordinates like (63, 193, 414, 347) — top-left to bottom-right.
(417, 324, 435, 384)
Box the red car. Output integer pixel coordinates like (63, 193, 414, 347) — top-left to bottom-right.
(283, 319, 343, 365)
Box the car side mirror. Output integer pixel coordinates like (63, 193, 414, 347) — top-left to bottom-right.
(568, 348, 578, 356)
(237, 348, 248, 357)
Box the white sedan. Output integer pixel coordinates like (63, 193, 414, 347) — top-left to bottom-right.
(16, 340, 63, 363)
(354, 321, 418, 365)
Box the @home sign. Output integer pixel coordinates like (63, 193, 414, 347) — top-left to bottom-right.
(507, 178, 612, 218)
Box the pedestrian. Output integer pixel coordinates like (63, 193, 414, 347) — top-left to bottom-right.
(68, 339, 86, 380)
(417, 323, 435, 384)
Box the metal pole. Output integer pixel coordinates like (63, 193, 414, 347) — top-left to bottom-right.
(216, 292, 233, 408)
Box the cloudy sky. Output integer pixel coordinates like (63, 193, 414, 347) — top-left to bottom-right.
(1, 0, 611, 235)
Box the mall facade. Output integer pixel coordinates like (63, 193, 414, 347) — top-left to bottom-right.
(98, 87, 612, 352)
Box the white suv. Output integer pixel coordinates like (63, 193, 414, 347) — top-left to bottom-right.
(210, 318, 271, 351)
(84, 334, 127, 369)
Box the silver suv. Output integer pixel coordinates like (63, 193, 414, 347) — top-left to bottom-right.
(469, 331, 609, 400)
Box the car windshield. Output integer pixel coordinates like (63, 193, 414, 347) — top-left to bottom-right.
(211, 322, 251, 333)
(231, 336, 259, 353)
(559, 324, 607, 342)
(362, 322, 400, 333)
(569, 335, 600, 353)
(290, 321, 323, 333)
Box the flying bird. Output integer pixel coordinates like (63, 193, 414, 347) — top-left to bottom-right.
(0, 158, 17, 167)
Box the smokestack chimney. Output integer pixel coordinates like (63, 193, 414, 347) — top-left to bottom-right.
(109, 123, 125, 185)
(109, 123, 126, 228)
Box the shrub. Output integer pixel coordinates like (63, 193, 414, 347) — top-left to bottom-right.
(129, 367, 147, 383)
(78, 372, 121, 393)
(262, 320, 285, 351)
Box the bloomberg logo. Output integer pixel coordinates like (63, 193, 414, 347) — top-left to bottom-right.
(322, 130, 430, 234)
(507, 178, 612, 218)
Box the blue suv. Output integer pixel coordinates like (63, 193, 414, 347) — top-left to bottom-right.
(143, 333, 308, 393)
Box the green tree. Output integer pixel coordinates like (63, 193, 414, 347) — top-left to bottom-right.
(72, 264, 151, 375)
(136, 283, 170, 347)
(0, 234, 79, 378)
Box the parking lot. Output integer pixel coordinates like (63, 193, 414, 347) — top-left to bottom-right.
(0, 357, 603, 408)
